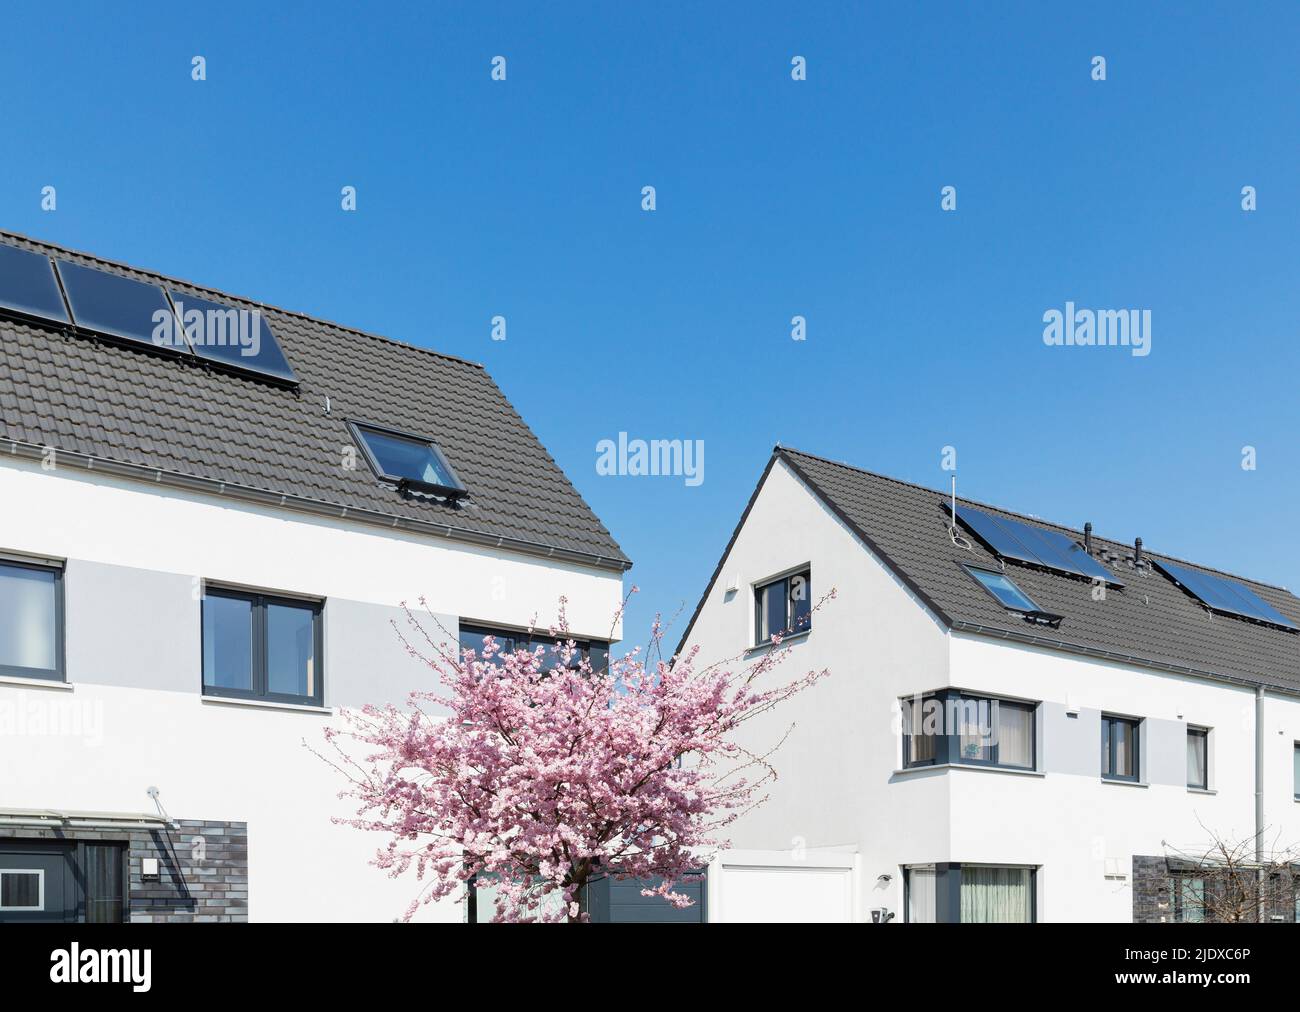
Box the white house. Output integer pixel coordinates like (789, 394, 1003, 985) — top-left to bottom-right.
(0, 231, 629, 923)
(680, 447, 1300, 923)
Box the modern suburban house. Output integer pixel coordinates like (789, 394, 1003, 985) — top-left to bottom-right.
(679, 446, 1300, 923)
(0, 230, 630, 922)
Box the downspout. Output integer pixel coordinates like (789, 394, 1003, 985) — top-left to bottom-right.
(1256, 686, 1266, 923)
(1255, 686, 1265, 864)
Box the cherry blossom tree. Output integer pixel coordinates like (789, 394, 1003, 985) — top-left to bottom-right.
(319, 589, 833, 922)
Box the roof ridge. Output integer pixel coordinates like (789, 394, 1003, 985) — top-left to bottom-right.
(775, 445, 1292, 594)
(0, 227, 485, 372)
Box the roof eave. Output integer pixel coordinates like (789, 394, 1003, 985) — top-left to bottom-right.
(2, 439, 632, 574)
(949, 620, 1300, 698)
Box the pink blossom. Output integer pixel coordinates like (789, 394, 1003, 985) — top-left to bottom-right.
(317, 589, 834, 922)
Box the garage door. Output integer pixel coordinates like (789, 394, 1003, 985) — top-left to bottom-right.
(709, 850, 857, 923)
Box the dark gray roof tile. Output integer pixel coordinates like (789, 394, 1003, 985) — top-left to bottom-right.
(678, 446, 1300, 693)
(777, 448, 1300, 692)
(0, 231, 629, 570)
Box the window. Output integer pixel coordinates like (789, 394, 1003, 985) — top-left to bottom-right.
(1294, 744, 1300, 801)
(350, 421, 466, 498)
(961, 866, 1034, 923)
(902, 701, 938, 766)
(964, 565, 1040, 613)
(904, 866, 936, 923)
(1170, 876, 1206, 923)
(904, 864, 1035, 922)
(1187, 727, 1208, 790)
(901, 690, 1036, 770)
(202, 587, 322, 705)
(0, 870, 43, 911)
(1101, 714, 1140, 781)
(0, 558, 63, 681)
(458, 625, 609, 675)
(753, 569, 811, 644)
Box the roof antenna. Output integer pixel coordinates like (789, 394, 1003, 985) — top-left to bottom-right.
(948, 473, 972, 550)
(324, 395, 331, 416)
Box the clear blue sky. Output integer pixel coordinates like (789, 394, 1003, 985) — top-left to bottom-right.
(5, 2, 1300, 648)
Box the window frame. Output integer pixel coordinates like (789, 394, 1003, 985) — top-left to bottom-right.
(1186, 726, 1209, 790)
(1293, 743, 1300, 801)
(201, 586, 324, 706)
(963, 564, 1041, 613)
(752, 567, 812, 646)
(900, 689, 1038, 772)
(458, 623, 609, 675)
(1101, 713, 1141, 782)
(348, 419, 467, 499)
(1169, 874, 1207, 923)
(0, 556, 65, 682)
(902, 865, 936, 924)
(904, 863, 1037, 923)
(0, 868, 45, 912)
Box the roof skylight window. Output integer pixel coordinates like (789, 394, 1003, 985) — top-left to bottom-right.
(965, 566, 1041, 613)
(350, 421, 466, 498)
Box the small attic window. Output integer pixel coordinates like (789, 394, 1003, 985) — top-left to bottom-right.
(965, 566, 1040, 613)
(350, 421, 467, 498)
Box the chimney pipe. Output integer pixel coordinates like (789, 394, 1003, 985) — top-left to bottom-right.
(1084, 522, 1093, 555)
(1134, 537, 1143, 566)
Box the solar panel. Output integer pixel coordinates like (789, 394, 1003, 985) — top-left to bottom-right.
(1019, 523, 1123, 587)
(56, 261, 183, 351)
(1154, 559, 1297, 630)
(954, 504, 1124, 586)
(169, 290, 297, 384)
(954, 505, 1040, 565)
(0, 243, 70, 324)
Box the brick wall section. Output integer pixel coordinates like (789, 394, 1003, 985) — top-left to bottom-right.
(1132, 856, 1173, 923)
(129, 820, 248, 923)
(0, 819, 247, 923)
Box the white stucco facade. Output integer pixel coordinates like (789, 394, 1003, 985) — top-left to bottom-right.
(682, 457, 1300, 923)
(0, 457, 625, 922)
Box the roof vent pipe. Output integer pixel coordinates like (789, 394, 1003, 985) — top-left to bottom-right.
(1084, 522, 1093, 555)
(1134, 537, 1143, 567)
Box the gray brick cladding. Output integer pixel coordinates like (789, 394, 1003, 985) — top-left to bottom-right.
(0, 818, 247, 923)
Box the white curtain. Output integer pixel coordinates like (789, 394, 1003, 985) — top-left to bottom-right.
(961, 866, 1032, 923)
(1114, 721, 1133, 776)
(997, 704, 1033, 767)
(0, 565, 56, 670)
(1187, 733, 1206, 788)
(908, 866, 936, 923)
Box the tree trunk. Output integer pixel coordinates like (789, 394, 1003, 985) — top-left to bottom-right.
(567, 873, 590, 922)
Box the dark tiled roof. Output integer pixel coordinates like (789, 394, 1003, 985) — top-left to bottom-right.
(682, 446, 1300, 693)
(0, 231, 629, 570)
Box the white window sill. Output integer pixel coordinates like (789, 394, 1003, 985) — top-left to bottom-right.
(1101, 777, 1148, 788)
(1187, 786, 1216, 795)
(893, 763, 1045, 778)
(0, 674, 73, 691)
(745, 629, 812, 656)
(201, 695, 332, 715)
